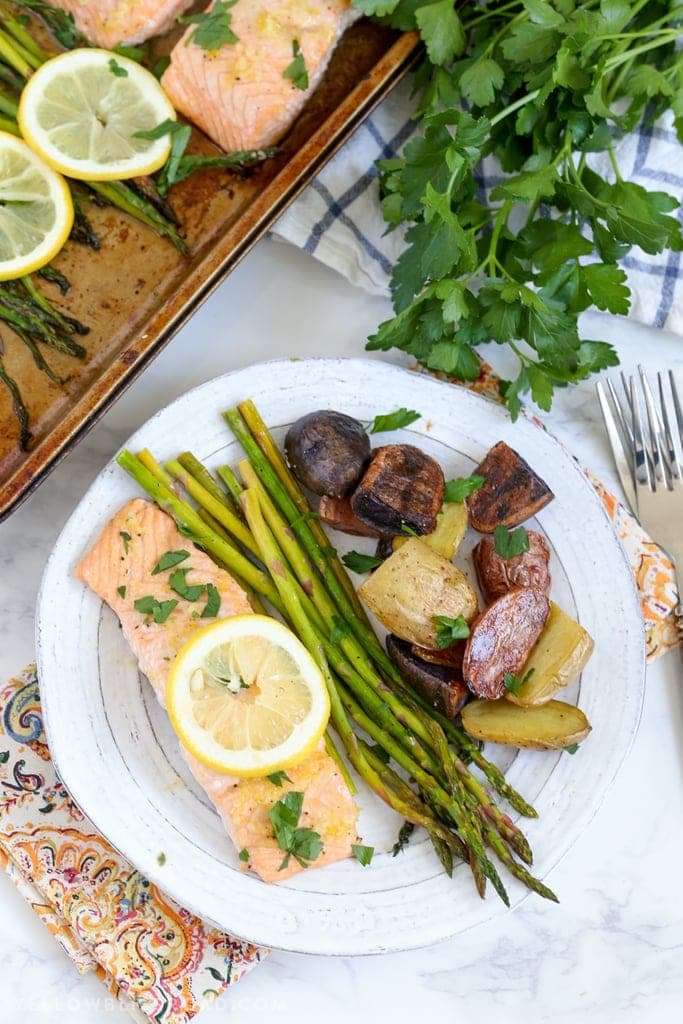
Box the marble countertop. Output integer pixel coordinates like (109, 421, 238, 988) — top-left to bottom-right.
(1, 240, 682, 1024)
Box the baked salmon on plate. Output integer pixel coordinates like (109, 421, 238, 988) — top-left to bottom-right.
(76, 498, 360, 883)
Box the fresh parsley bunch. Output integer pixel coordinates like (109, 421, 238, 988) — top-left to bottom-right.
(353, 0, 683, 416)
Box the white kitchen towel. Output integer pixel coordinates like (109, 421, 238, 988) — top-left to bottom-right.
(274, 77, 683, 335)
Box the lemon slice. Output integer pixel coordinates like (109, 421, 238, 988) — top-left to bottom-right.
(167, 615, 331, 777)
(0, 132, 73, 281)
(18, 49, 176, 181)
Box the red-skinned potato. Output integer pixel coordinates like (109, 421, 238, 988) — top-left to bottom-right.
(386, 635, 469, 719)
(463, 587, 550, 699)
(473, 530, 551, 603)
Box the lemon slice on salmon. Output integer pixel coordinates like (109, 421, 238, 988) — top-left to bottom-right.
(167, 615, 331, 777)
(0, 132, 73, 281)
(18, 49, 176, 181)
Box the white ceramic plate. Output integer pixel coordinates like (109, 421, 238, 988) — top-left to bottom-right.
(37, 358, 645, 955)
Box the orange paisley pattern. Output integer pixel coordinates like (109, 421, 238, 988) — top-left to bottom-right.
(0, 666, 265, 1023)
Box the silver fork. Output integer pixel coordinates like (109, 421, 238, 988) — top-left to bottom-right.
(597, 367, 683, 649)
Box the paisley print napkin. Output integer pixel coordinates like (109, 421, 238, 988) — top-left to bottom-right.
(0, 665, 266, 1024)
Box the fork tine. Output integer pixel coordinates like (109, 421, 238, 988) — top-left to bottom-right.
(669, 370, 683, 458)
(606, 377, 635, 449)
(597, 381, 637, 513)
(638, 365, 669, 487)
(657, 372, 681, 481)
(630, 375, 653, 491)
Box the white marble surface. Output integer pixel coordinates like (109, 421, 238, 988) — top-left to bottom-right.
(1, 240, 682, 1024)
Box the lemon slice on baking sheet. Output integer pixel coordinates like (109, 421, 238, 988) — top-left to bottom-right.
(167, 615, 331, 777)
(0, 131, 73, 281)
(18, 48, 175, 181)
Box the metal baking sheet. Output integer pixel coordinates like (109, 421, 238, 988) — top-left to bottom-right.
(0, 21, 419, 522)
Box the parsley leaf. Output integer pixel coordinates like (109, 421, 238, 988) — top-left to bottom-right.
(414, 0, 465, 66)
(330, 615, 351, 644)
(351, 844, 375, 866)
(493, 525, 530, 560)
(169, 568, 206, 602)
(565, 743, 580, 755)
(201, 583, 221, 618)
(152, 549, 190, 575)
(133, 119, 184, 142)
(179, 0, 238, 50)
(108, 57, 128, 77)
(433, 614, 470, 649)
(116, 585, 126, 599)
(238, 848, 250, 862)
(503, 668, 534, 695)
(368, 407, 421, 433)
(341, 550, 383, 574)
(157, 851, 166, 866)
(267, 771, 293, 787)
(120, 531, 132, 554)
(392, 820, 415, 856)
(444, 474, 484, 502)
(133, 596, 178, 624)
(269, 791, 324, 870)
(283, 39, 309, 91)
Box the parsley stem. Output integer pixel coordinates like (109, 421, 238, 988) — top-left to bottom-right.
(489, 89, 540, 128)
(607, 142, 622, 183)
(604, 30, 680, 72)
(462, 0, 522, 30)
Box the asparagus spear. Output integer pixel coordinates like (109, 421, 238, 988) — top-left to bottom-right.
(0, 341, 29, 448)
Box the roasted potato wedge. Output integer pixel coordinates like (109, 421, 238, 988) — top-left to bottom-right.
(358, 538, 478, 649)
(506, 603, 594, 706)
(463, 587, 550, 699)
(461, 698, 591, 750)
(467, 441, 554, 532)
(393, 501, 468, 560)
(473, 530, 551, 603)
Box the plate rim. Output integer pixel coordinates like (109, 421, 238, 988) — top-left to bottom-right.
(36, 356, 647, 955)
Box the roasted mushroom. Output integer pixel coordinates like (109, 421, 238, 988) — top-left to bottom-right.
(285, 410, 370, 497)
(386, 635, 469, 718)
(473, 530, 551, 602)
(351, 444, 445, 535)
(466, 441, 554, 532)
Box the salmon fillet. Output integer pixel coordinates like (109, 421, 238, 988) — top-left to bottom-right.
(76, 498, 359, 882)
(161, 0, 361, 152)
(49, 0, 195, 48)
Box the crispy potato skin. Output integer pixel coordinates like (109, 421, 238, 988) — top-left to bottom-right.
(463, 587, 550, 699)
(506, 602, 595, 706)
(411, 641, 465, 670)
(358, 538, 478, 649)
(386, 635, 469, 718)
(473, 530, 551, 603)
(466, 441, 554, 532)
(461, 698, 591, 749)
(351, 444, 445, 535)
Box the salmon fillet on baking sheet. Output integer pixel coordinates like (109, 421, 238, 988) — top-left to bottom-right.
(76, 497, 359, 883)
(161, 0, 362, 152)
(47, 1, 195, 49)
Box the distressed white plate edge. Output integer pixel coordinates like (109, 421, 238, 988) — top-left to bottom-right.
(36, 357, 646, 955)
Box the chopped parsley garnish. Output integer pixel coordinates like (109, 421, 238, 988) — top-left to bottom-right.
(120, 531, 132, 554)
(267, 770, 292, 787)
(351, 844, 374, 867)
(503, 668, 534, 696)
(268, 791, 324, 870)
(134, 119, 184, 142)
(113, 43, 145, 61)
(565, 743, 580, 755)
(116, 585, 126, 599)
(283, 39, 309, 91)
(201, 583, 221, 618)
(444, 474, 485, 503)
(179, 0, 238, 50)
(368, 407, 421, 434)
(400, 522, 420, 537)
(134, 595, 178, 624)
(151, 549, 190, 575)
(108, 57, 128, 77)
(157, 851, 166, 866)
(169, 568, 205, 602)
(238, 848, 250, 862)
(433, 614, 470, 648)
(341, 551, 383, 574)
(493, 524, 529, 560)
